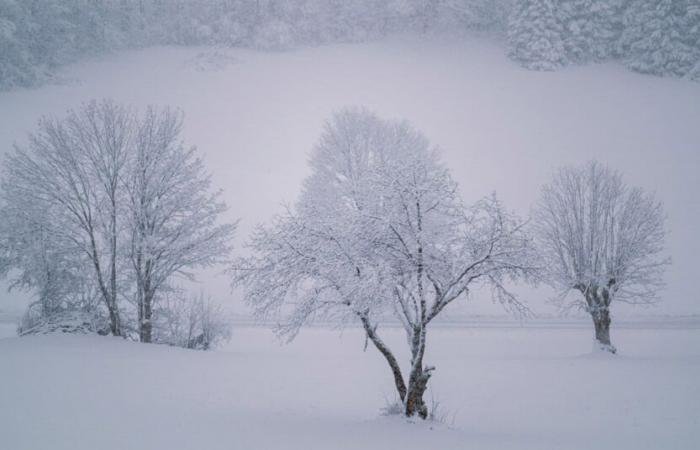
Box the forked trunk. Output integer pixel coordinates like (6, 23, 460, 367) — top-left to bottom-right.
(581, 283, 616, 354)
(405, 366, 434, 419)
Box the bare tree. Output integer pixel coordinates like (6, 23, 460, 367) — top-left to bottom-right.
(153, 291, 232, 350)
(126, 107, 235, 343)
(534, 161, 668, 353)
(2, 100, 132, 336)
(1, 100, 235, 340)
(0, 189, 90, 318)
(232, 108, 539, 418)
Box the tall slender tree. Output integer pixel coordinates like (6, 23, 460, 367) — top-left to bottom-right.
(3, 101, 132, 335)
(126, 107, 235, 343)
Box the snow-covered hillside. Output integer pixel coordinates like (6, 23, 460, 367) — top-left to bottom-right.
(0, 34, 698, 317)
(1, 325, 698, 450)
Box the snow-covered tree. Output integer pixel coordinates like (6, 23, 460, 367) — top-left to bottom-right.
(558, 0, 624, 63)
(683, 1, 700, 80)
(232, 108, 539, 418)
(126, 107, 235, 343)
(2, 101, 132, 336)
(1, 100, 236, 341)
(0, 187, 91, 318)
(507, 0, 567, 70)
(534, 161, 668, 353)
(619, 0, 700, 78)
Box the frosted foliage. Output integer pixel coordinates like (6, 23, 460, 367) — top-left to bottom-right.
(619, 0, 700, 78)
(507, 0, 567, 71)
(235, 108, 538, 336)
(1, 0, 698, 88)
(0, 0, 509, 90)
(535, 161, 668, 310)
(0, 100, 235, 345)
(558, 0, 624, 62)
(233, 108, 539, 417)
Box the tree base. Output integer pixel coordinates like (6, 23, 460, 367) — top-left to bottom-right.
(593, 339, 617, 354)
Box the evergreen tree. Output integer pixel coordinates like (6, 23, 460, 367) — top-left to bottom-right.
(507, 0, 567, 71)
(619, 0, 699, 78)
(558, 0, 625, 63)
(684, 1, 700, 80)
(0, 1, 37, 88)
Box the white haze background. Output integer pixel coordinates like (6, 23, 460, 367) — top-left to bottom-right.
(0, 34, 698, 318)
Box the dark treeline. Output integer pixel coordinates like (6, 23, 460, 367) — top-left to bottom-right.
(1, 1, 698, 90)
(508, 0, 700, 79)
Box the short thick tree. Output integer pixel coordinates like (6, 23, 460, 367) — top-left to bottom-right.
(232, 108, 539, 418)
(534, 161, 668, 353)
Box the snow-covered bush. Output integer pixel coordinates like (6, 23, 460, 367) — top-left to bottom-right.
(153, 292, 231, 350)
(18, 304, 108, 336)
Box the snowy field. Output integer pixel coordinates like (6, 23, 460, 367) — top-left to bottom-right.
(1, 324, 699, 450)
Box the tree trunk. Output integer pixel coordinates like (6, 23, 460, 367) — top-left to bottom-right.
(580, 284, 616, 354)
(405, 365, 434, 419)
(405, 325, 433, 419)
(591, 307, 616, 353)
(141, 291, 153, 343)
(107, 299, 121, 336)
(358, 314, 407, 402)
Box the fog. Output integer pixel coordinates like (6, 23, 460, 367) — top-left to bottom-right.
(1, 35, 698, 317)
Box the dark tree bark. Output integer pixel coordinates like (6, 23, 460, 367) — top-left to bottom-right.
(580, 282, 617, 354)
(141, 293, 153, 343)
(405, 365, 433, 419)
(404, 325, 434, 418)
(359, 313, 407, 402)
(592, 308, 613, 351)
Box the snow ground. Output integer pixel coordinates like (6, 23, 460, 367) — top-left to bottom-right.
(0, 324, 698, 450)
(0, 32, 699, 450)
(0, 34, 698, 316)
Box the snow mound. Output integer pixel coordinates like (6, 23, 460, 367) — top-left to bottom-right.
(18, 309, 106, 336)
